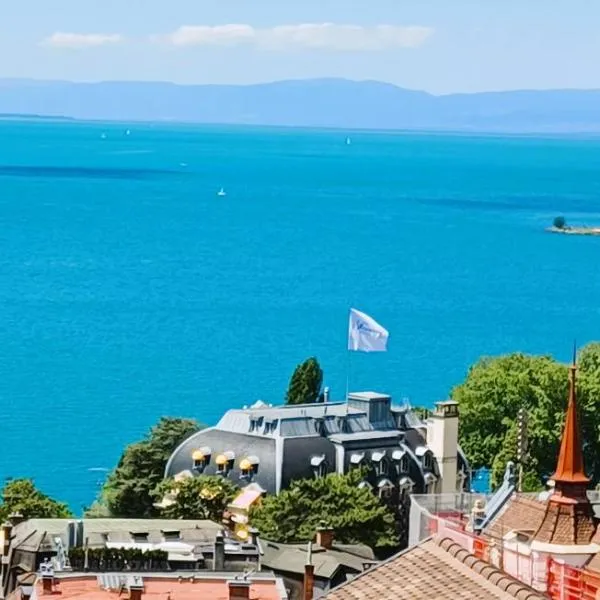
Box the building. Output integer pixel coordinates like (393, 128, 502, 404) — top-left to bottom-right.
(165, 392, 470, 544)
(259, 527, 376, 600)
(28, 569, 287, 600)
(1, 518, 373, 600)
(319, 536, 544, 600)
(0, 518, 260, 598)
(407, 354, 600, 599)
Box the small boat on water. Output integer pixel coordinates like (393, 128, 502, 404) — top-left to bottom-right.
(217, 187, 227, 197)
(346, 136, 352, 145)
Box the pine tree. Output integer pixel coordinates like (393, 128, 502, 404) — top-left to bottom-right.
(286, 357, 323, 405)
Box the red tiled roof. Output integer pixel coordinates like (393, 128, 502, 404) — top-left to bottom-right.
(322, 537, 546, 599)
(38, 575, 283, 600)
(485, 495, 547, 541)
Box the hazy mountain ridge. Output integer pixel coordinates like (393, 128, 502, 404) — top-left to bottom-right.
(2, 77, 600, 132)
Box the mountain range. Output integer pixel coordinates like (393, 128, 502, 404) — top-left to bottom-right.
(2, 77, 600, 132)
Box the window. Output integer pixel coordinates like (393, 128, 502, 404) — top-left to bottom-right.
(424, 472, 437, 494)
(311, 455, 327, 478)
(371, 451, 387, 476)
(400, 455, 409, 473)
(350, 453, 365, 468)
(192, 447, 211, 471)
(398, 477, 414, 502)
(216, 452, 234, 475)
(131, 532, 148, 543)
(162, 530, 180, 542)
(240, 456, 259, 479)
(423, 452, 433, 471)
(378, 479, 394, 500)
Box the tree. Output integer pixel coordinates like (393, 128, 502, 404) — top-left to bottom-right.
(94, 417, 203, 518)
(0, 479, 72, 520)
(155, 475, 238, 521)
(250, 469, 398, 549)
(454, 345, 600, 491)
(286, 357, 323, 405)
(553, 216, 567, 229)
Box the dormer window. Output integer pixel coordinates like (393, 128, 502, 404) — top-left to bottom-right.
(371, 451, 387, 476)
(311, 455, 327, 478)
(392, 450, 409, 474)
(415, 446, 433, 471)
(350, 452, 365, 468)
(162, 530, 180, 542)
(216, 451, 235, 475)
(424, 472, 437, 494)
(131, 532, 149, 543)
(398, 476, 414, 502)
(377, 479, 394, 500)
(192, 447, 211, 471)
(239, 456, 260, 479)
(424, 453, 432, 470)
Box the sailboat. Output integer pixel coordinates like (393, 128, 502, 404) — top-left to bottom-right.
(345, 136, 352, 145)
(217, 187, 227, 197)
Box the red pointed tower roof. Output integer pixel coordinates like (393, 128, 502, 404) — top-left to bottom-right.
(533, 348, 597, 548)
(552, 357, 589, 484)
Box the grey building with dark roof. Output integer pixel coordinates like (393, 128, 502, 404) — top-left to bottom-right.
(165, 392, 470, 533)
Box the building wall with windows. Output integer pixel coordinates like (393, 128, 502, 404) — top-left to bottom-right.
(165, 392, 470, 522)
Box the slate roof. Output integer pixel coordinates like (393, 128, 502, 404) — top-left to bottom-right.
(11, 519, 223, 552)
(322, 537, 546, 600)
(260, 540, 376, 580)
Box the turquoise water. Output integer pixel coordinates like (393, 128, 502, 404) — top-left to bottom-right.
(2, 121, 600, 512)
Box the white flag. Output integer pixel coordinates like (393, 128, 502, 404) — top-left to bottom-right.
(348, 308, 389, 352)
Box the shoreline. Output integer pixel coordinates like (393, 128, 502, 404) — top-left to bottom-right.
(546, 226, 600, 236)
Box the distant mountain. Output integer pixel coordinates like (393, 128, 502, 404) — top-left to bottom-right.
(2, 77, 600, 132)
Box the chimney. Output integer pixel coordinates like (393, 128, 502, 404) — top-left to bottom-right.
(426, 400, 459, 494)
(39, 561, 54, 595)
(323, 387, 330, 403)
(214, 531, 225, 571)
(228, 580, 250, 600)
(303, 542, 314, 600)
(316, 526, 334, 550)
(128, 576, 144, 600)
(2, 521, 13, 556)
(248, 527, 259, 547)
(76, 520, 84, 548)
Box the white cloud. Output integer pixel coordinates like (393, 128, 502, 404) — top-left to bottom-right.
(160, 23, 433, 51)
(42, 32, 124, 49)
(166, 25, 256, 47)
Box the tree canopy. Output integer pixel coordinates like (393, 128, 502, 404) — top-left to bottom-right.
(286, 357, 323, 405)
(155, 475, 238, 522)
(93, 417, 203, 518)
(454, 344, 600, 490)
(0, 479, 72, 520)
(250, 469, 397, 549)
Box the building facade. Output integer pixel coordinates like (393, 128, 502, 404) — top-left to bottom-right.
(165, 391, 470, 544)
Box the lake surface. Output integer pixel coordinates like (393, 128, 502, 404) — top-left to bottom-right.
(1, 121, 600, 511)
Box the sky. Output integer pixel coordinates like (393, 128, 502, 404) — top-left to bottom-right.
(1, 0, 599, 94)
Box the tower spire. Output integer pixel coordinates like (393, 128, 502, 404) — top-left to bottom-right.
(552, 344, 589, 484)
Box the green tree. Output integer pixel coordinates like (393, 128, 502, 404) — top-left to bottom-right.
(94, 417, 203, 518)
(454, 346, 600, 491)
(156, 475, 238, 521)
(286, 357, 323, 405)
(0, 479, 72, 520)
(250, 469, 397, 549)
(553, 216, 567, 229)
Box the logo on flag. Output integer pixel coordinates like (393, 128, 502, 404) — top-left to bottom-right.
(348, 308, 389, 352)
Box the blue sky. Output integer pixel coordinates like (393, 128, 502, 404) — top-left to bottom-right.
(2, 0, 598, 93)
